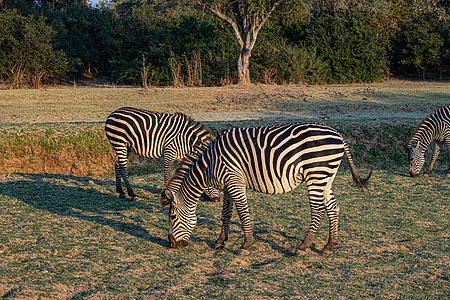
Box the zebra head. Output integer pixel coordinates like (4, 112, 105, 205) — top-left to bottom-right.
(161, 188, 196, 249)
(407, 140, 425, 177)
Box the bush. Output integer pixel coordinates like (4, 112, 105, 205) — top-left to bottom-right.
(391, 13, 448, 79)
(45, 3, 113, 76)
(0, 9, 68, 88)
(299, 6, 391, 83)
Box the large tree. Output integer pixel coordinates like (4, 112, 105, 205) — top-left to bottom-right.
(197, 0, 290, 84)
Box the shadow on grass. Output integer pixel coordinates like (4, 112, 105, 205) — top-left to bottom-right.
(0, 173, 169, 247)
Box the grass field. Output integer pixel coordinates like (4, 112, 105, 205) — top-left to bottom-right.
(0, 81, 449, 298)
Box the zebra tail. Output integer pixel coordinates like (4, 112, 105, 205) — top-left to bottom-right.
(343, 141, 372, 190)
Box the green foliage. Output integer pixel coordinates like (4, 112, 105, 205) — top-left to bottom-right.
(110, 1, 236, 86)
(252, 36, 329, 84)
(298, 6, 391, 83)
(391, 11, 448, 79)
(44, 3, 113, 75)
(1, 0, 448, 86)
(0, 9, 68, 88)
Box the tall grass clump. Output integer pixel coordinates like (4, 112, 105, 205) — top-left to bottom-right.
(0, 127, 116, 176)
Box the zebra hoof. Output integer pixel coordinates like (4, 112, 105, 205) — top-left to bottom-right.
(238, 248, 250, 256)
(214, 243, 225, 250)
(119, 194, 127, 199)
(321, 243, 337, 255)
(294, 249, 307, 257)
(214, 238, 226, 250)
(321, 248, 334, 255)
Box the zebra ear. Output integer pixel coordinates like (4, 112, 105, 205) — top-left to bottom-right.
(160, 189, 172, 208)
(410, 141, 418, 153)
(405, 141, 417, 153)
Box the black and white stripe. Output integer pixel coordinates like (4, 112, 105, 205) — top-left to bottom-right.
(162, 122, 370, 255)
(105, 107, 219, 201)
(405, 106, 450, 177)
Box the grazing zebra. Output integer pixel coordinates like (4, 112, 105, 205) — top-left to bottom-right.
(405, 106, 450, 177)
(161, 122, 371, 255)
(105, 107, 219, 201)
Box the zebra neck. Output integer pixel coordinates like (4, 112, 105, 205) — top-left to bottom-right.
(179, 155, 210, 207)
(408, 119, 436, 148)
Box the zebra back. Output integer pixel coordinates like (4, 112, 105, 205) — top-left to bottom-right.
(105, 107, 213, 161)
(164, 122, 370, 199)
(405, 106, 450, 150)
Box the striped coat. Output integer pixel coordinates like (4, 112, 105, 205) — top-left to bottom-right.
(162, 122, 370, 255)
(105, 107, 218, 201)
(405, 106, 450, 177)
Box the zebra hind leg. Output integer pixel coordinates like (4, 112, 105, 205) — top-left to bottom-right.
(215, 191, 233, 249)
(114, 162, 127, 199)
(118, 164, 137, 201)
(321, 189, 340, 255)
(295, 204, 325, 256)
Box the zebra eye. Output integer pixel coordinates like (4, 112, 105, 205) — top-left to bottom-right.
(169, 208, 177, 220)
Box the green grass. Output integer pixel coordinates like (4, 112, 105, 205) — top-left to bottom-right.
(0, 81, 449, 298)
(0, 170, 448, 298)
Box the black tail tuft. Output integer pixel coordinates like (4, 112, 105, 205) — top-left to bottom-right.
(343, 141, 372, 191)
(352, 168, 372, 190)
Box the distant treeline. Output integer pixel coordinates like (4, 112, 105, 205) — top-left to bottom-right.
(0, 0, 448, 88)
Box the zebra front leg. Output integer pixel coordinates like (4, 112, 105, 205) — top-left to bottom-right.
(215, 190, 233, 249)
(114, 162, 127, 199)
(424, 142, 440, 175)
(160, 151, 176, 204)
(231, 187, 254, 251)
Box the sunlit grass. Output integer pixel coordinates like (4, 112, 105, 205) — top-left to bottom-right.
(0, 170, 448, 298)
(0, 82, 448, 297)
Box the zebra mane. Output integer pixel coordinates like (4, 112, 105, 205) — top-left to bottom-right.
(174, 112, 213, 142)
(165, 140, 210, 196)
(404, 109, 439, 150)
(163, 114, 213, 197)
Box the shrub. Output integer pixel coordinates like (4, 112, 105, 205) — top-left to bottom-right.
(299, 6, 391, 83)
(0, 9, 68, 88)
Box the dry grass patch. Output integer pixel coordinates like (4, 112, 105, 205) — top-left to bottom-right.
(0, 81, 448, 123)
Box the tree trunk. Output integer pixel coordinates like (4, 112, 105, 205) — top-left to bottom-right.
(237, 49, 251, 85)
(200, 0, 286, 86)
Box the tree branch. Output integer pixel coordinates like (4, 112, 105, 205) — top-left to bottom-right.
(197, 0, 245, 48)
(248, 0, 287, 51)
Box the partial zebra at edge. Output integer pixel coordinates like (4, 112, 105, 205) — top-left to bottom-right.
(405, 106, 450, 177)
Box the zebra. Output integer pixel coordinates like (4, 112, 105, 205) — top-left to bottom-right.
(405, 106, 450, 177)
(161, 122, 371, 255)
(105, 107, 220, 201)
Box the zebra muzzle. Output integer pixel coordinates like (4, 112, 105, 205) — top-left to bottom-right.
(409, 171, 420, 178)
(168, 234, 188, 249)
